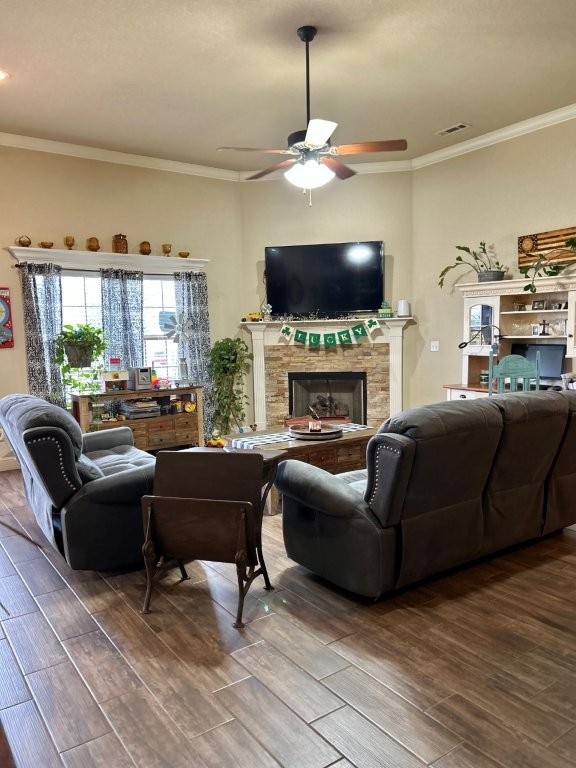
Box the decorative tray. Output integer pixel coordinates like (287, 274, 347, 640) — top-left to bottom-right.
(288, 423, 343, 441)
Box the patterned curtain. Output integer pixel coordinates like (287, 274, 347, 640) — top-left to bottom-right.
(100, 269, 144, 368)
(17, 262, 66, 406)
(174, 271, 214, 437)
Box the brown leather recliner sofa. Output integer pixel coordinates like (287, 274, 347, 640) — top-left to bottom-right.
(275, 391, 576, 598)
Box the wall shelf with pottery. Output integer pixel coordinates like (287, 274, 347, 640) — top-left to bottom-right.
(6, 247, 208, 275)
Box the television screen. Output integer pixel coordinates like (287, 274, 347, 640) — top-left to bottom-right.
(264, 241, 384, 318)
(510, 343, 566, 381)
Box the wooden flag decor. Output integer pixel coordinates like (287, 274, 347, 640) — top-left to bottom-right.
(518, 225, 576, 268)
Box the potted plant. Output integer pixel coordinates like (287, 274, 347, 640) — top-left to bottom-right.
(438, 241, 507, 288)
(54, 323, 106, 392)
(519, 253, 569, 294)
(208, 337, 253, 435)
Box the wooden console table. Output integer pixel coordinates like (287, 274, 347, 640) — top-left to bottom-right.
(71, 386, 204, 451)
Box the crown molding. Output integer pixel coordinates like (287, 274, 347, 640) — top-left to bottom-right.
(411, 103, 576, 170)
(1, 102, 575, 180)
(0, 132, 240, 181)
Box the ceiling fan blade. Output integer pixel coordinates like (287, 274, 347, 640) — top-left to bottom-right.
(320, 156, 357, 180)
(218, 146, 294, 155)
(334, 139, 408, 155)
(305, 119, 338, 147)
(246, 158, 299, 181)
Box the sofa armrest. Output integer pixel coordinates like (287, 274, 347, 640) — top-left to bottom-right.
(24, 426, 82, 507)
(275, 459, 377, 523)
(61, 463, 156, 570)
(70, 463, 156, 505)
(82, 426, 135, 453)
(364, 433, 415, 527)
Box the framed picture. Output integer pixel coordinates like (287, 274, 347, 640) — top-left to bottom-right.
(550, 302, 563, 310)
(531, 300, 547, 310)
(531, 323, 541, 336)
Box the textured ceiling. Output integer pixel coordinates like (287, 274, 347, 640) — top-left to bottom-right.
(1, 0, 575, 174)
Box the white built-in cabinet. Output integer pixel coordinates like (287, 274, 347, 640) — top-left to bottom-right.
(445, 274, 576, 400)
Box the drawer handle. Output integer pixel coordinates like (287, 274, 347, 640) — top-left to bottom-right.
(459, 394, 467, 398)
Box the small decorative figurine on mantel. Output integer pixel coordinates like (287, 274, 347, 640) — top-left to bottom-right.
(377, 301, 393, 318)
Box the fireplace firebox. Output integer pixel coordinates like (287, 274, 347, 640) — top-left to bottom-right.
(288, 372, 367, 425)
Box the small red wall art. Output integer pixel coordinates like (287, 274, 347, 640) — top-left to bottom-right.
(0, 288, 14, 348)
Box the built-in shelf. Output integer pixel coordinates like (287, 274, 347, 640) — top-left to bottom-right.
(501, 309, 568, 315)
(6, 247, 208, 274)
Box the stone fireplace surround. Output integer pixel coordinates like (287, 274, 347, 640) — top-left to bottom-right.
(242, 318, 410, 429)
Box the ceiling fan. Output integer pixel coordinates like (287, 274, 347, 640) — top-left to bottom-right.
(218, 26, 407, 188)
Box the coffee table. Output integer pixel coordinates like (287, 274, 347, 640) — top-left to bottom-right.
(225, 425, 376, 514)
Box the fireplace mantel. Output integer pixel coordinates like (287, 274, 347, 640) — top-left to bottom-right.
(242, 317, 411, 428)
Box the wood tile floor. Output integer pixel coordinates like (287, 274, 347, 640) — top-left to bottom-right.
(2, 469, 576, 767)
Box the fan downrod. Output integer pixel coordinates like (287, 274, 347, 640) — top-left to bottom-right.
(297, 26, 317, 43)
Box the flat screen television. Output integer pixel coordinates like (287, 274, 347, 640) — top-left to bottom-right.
(510, 342, 566, 381)
(264, 241, 384, 318)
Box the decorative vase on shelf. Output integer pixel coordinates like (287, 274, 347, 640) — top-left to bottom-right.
(478, 270, 505, 283)
(177, 358, 189, 384)
(139, 241, 151, 255)
(112, 234, 128, 254)
(16, 235, 31, 247)
(86, 237, 100, 252)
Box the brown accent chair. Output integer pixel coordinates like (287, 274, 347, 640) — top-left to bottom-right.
(141, 449, 273, 628)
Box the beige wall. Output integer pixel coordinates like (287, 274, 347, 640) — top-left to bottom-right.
(411, 119, 576, 406)
(0, 147, 244, 400)
(1, 118, 575, 435)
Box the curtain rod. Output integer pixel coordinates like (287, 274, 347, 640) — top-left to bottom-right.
(12, 264, 202, 277)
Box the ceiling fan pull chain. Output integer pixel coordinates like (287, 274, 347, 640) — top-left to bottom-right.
(308, 189, 313, 206)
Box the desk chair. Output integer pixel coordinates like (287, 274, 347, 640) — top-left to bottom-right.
(141, 450, 273, 628)
(488, 352, 540, 395)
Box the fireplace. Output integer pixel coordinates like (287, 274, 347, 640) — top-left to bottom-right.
(289, 371, 367, 424)
(241, 318, 411, 428)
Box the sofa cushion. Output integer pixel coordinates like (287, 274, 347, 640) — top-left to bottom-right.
(76, 454, 105, 482)
(85, 444, 156, 476)
(481, 391, 569, 555)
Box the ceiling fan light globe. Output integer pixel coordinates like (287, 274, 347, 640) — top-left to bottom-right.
(284, 160, 335, 189)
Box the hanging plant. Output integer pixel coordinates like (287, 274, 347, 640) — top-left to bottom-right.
(208, 337, 253, 434)
(54, 323, 106, 392)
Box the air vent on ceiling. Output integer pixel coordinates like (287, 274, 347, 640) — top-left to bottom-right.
(436, 122, 471, 137)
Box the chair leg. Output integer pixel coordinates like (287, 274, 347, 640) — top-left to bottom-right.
(141, 540, 157, 614)
(233, 562, 247, 629)
(177, 560, 190, 581)
(256, 540, 274, 591)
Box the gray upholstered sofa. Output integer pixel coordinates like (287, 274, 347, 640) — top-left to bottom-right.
(275, 390, 576, 598)
(0, 393, 156, 570)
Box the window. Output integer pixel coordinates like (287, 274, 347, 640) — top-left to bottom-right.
(61, 273, 180, 379)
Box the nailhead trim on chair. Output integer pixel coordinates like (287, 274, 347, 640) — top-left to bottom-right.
(369, 442, 401, 505)
(28, 436, 77, 491)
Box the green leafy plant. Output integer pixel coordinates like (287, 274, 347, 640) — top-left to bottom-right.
(208, 337, 253, 434)
(54, 323, 106, 392)
(519, 249, 570, 294)
(438, 241, 507, 288)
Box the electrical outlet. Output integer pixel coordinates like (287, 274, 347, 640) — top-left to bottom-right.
(430, 340, 440, 352)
